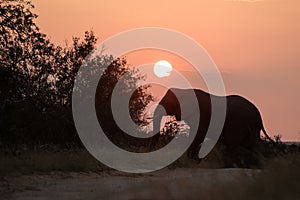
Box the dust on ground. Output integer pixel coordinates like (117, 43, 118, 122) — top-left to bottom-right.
(0, 168, 260, 200)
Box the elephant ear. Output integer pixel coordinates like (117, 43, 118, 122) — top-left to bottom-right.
(168, 88, 200, 123)
(159, 89, 181, 120)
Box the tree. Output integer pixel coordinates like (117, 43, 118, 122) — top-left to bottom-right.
(0, 0, 153, 146)
(0, 0, 57, 105)
(0, 0, 98, 107)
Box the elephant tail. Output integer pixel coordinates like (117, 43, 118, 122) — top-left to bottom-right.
(261, 125, 275, 144)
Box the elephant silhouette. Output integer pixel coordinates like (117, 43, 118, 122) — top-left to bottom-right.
(151, 88, 274, 159)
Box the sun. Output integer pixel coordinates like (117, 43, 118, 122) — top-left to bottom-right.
(153, 60, 173, 78)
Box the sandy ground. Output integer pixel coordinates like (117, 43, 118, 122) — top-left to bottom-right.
(0, 168, 261, 200)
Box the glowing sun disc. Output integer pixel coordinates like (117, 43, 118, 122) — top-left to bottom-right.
(153, 60, 173, 78)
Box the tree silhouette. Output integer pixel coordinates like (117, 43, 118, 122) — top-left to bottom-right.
(1, 0, 56, 105)
(0, 0, 153, 147)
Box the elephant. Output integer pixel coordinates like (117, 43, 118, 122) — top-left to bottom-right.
(151, 88, 274, 159)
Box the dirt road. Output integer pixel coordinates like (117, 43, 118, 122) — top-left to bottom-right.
(1, 168, 260, 200)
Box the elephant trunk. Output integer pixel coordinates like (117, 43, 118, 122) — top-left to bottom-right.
(150, 105, 165, 148)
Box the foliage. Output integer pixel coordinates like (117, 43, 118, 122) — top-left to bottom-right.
(0, 0, 56, 104)
(0, 0, 153, 146)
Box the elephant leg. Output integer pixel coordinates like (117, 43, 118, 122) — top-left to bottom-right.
(187, 129, 205, 159)
(241, 126, 261, 151)
(187, 145, 196, 159)
(187, 142, 202, 159)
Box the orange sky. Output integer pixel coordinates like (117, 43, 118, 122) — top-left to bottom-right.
(32, 0, 300, 141)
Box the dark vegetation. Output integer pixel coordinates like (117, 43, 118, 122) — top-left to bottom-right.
(0, 0, 152, 151)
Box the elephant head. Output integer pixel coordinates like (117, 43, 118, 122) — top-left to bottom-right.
(153, 89, 181, 131)
(151, 88, 201, 150)
(151, 89, 179, 149)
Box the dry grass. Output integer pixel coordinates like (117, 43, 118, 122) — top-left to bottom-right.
(171, 153, 300, 200)
(0, 148, 108, 177)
